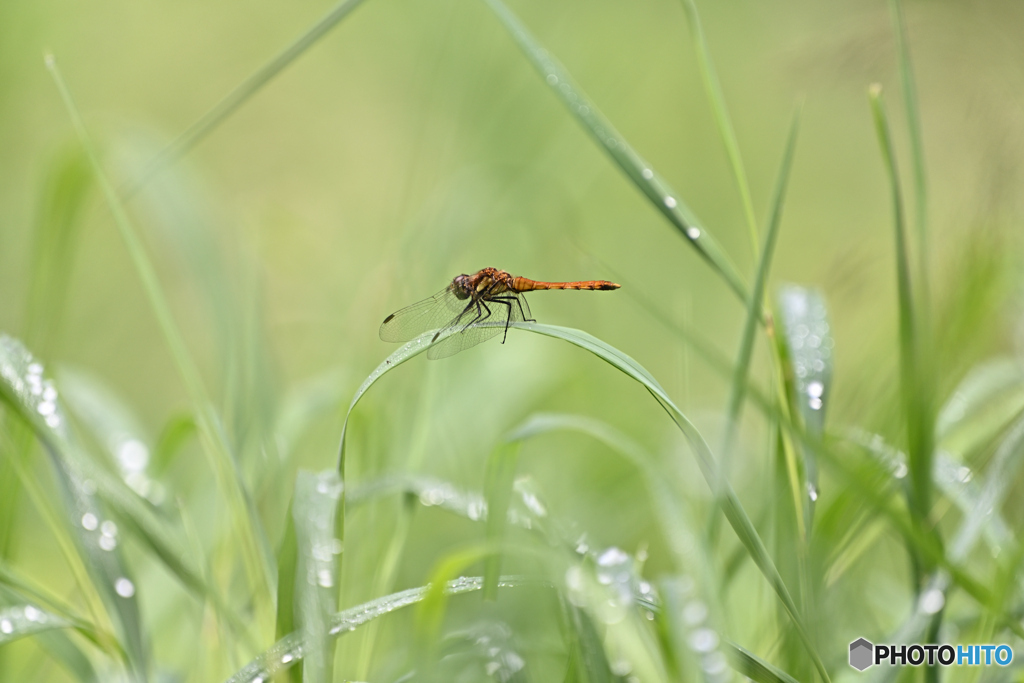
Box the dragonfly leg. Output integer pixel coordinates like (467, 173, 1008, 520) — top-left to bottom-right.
(459, 300, 488, 333)
(489, 296, 519, 343)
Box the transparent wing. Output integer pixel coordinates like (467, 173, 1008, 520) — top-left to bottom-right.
(427, 292, 532, 360)
(379, 286, 470, 342)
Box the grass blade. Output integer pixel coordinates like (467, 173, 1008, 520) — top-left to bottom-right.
(0, 337, 147, 680)
(483, 442, 520, 601)
(888, 0, 928, 302)
(121, 0, 371, 196)
(776, 285, 833, 529)
(868, 85, 933, 543)
(482, 0, 749, 304)
(713, 110, 800, 530)
(46, 56, 275, 615)
(291, 471, 344, 683)
(225, 576, 545, 683)
(0, 604, 72, 647)
(678, 0, 759, 254)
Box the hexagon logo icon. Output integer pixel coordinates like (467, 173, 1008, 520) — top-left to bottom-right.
(849, 638, 874, 671)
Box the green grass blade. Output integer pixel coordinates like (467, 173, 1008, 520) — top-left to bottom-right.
(713, 110, 800, 529)
(725, 641, 802, 683)
(121, 0, 370, 197)
(483, 442, 520, 601)
(46, 56, 276, 613)
(869, 85, 933, 537)
(678, 0, 759, 254)
(291, 471, 344, 683)
(889, 0, 928, 302)
(225, 576, 545, 683)
(482, 0, 749, 304)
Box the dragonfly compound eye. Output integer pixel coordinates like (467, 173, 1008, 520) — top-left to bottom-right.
(452, 275, 472, 299)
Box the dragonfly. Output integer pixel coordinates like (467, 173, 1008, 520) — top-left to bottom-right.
(380, 267, 620, 359)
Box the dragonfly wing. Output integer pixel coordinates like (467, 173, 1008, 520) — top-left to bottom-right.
(427, 321, 504, 359)
(379, 287, 471, 342)
(426, 293, 531, 360)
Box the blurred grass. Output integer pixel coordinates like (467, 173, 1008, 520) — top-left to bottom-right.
(1, 0, 1024, 681)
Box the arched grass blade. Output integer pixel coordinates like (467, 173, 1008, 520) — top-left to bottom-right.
(0, 603, 71, 646)
(291, 471, 344, 683)
(343, 324, 828, 681)
(481, 0, 748, 304)
(224, 576, 543, 683)
(122, 0, 371, 196)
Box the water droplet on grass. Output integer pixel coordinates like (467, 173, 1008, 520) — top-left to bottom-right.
(115, 578, 135, 598)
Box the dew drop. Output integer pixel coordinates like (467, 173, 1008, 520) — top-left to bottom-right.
(101, 520, 118, 537)
(808, 483, 819, 501)
(664, 196, 677, 209)
(689, 627, 720, 652)
(686, 227, 700, 240)
(317, 569, 334, 588)
(0, 619, 11, 634)
(99, 535, 117, 551)
(807, 381, 824, 398)
(894, 462, 908, 479)
(641, 168, 654, 180)
(81, 513, 98, 531)
(37, 401, 56, 416)
(546, 73, 558, 85)
(24, 606, 40, 622)
(114, 578, 135, 598)
(920, 588, 945, 614)
(683, 600, 708, 626)
(809, 397, 823, 410)
(281, 653, 294, 664)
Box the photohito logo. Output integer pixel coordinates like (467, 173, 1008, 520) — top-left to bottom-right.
(849, 638, 1013, 670)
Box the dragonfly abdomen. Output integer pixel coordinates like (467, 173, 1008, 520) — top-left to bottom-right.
(511, 277, 620, 292)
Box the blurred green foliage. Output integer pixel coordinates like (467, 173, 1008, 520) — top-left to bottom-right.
(1, 0, 1023, 681)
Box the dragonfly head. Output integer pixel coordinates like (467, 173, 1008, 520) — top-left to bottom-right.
(452, 274, 473, 300)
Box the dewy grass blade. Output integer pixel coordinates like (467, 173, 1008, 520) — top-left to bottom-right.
(342, 324, 829, 681)
(678, 0, 759, 255)
(224, 576, 545, 683)
(0, 337, 147, 680)
(0, 336, 256, 652)
(121, 0, 371, 197)
(869, 85, 934, 548)
(46, 56, 276, 613)
(291, 471, 344, 683)
(482, 0, 749, 305)
(776, 286, 833, 531)
(713, 110, 800, 533)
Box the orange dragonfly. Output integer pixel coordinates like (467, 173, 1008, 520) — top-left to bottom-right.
(380, 267, 620, 359)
